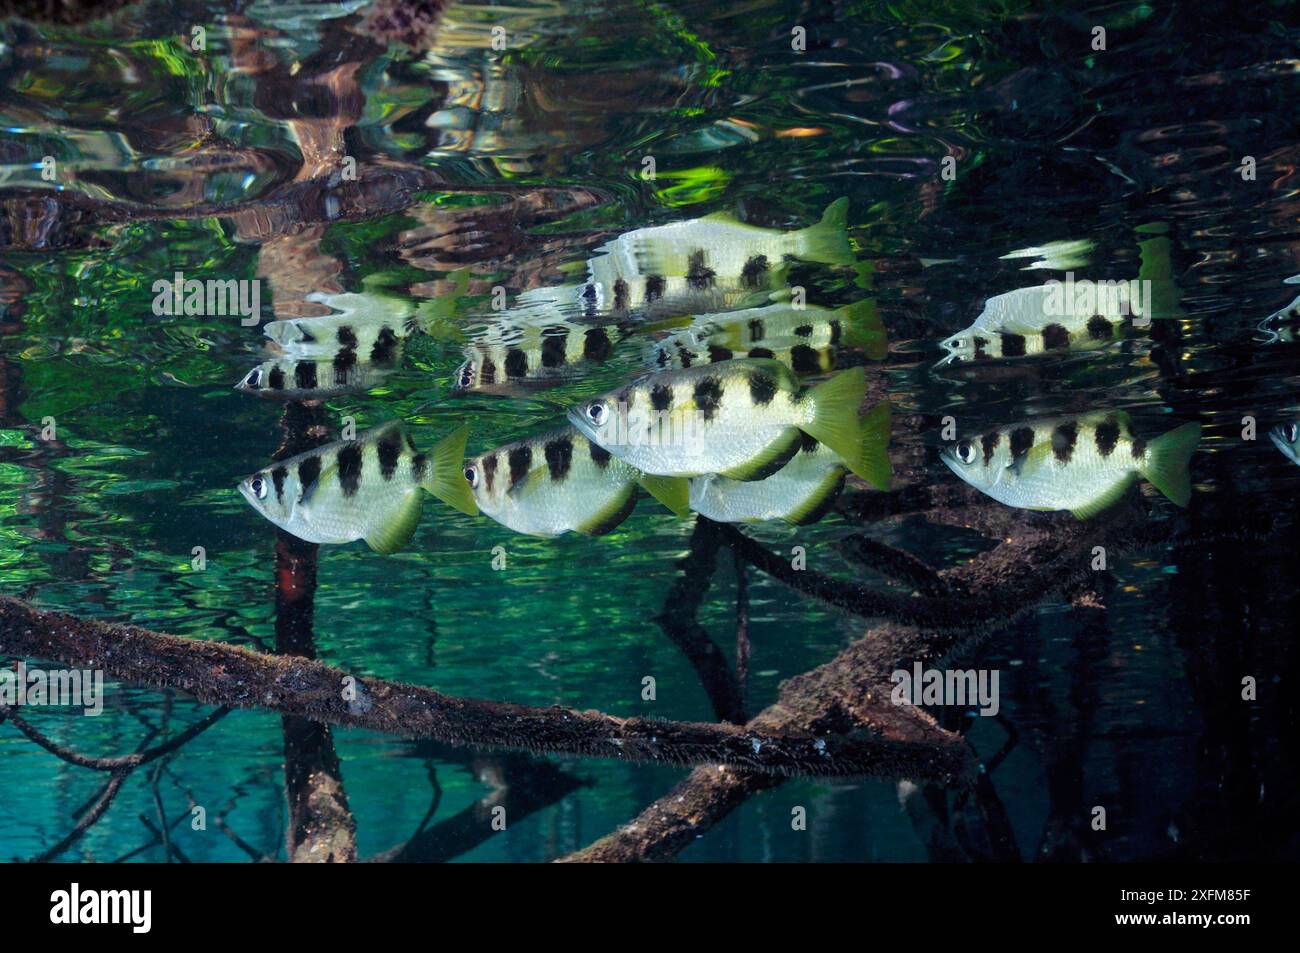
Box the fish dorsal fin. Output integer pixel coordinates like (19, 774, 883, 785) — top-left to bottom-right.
(1070, 473, 1137, 520)
(364, 490, 425, 554)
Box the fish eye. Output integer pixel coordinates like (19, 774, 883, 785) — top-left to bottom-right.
(250, 476, 268, 499)
(586, 400, 607, 425)
(956, 440, 976, 464)
(463, 465, 478, 488)
(1287, 423, 1299, 443)
(244, 368, 261, 388)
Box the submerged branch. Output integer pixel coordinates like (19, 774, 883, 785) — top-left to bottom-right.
(0, 596, 961, 780)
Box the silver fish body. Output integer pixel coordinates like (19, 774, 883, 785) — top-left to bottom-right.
(235, 351, 400, 399)
(464, 426, 687, 537)
(689, 435, 848, 525)
(941, 411, 1201, 518)
(567, 359, 891, 488)
(239, 423, 476, 552)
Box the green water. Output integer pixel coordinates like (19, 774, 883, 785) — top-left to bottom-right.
(2, 0, 1299, 862)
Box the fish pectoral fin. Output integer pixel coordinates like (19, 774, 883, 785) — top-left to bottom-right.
(637, 474, 691, 516)
(575, 485, 638, 536)
(505, 464, 550, 500)
(364, 491, 425, 554)
(299, 463, 335, 507)
(1010, 441, 1052, 480)
(1069, 474, 1138, 520)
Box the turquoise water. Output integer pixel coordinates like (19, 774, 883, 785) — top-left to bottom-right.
(1, 0, 1299, 862)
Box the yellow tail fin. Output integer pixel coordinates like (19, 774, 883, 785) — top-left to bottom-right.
(1140, 421, 1201, 507)
(422, 424, 479, 516)
(796, 198, 854, 266)
(800, 369, 892, 490)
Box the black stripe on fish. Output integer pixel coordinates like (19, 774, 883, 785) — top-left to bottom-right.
(829, 320, 842, 345)
(791, 344, 821, 374)
(651, 384, 673, 412)
(980, 431, 999, 465)
(378, 431, 403, 481)
(687, 249, 716, 290)
(798, 431, 820, 453)
(334, 348, 356, 385)
(613, 279, 629, 311)
(480, 357, 496, 385)
(269, 365, 286, 390)
(294, 361, 318, 390)
(794, 325, 813, 338)
(1051, 422, 1077, 463)
(411, 453, 427, 483)
(581, 283, 598, 301)
(589, 441, 611, 467)
(338, 444, 363, 497)
(297, 327, 317, 344)
(618, 387, 634, 410)
(337, 326, 357, 348)
(645, 276, 665, 301)
(505, 348, 528, 378)
(973, 336, 988, 359)
(748, 347, 775, 359)
(694, 377, 723, 421)
(1131, 436, 1147, 460)
(508, 446, 532, 488)
(297, 456, 321, 498)
(656, 348, 670, 368)
(748, 319, 765, 343)
(678, 346, 693, 368)
(741, 255, 768, 288)
(271, 466, 287, 503)
(482, 453, 498, 491)
(749, 370, 777, 406)
(1001, 333, 1026, 357)
(1087, 315, 1113, 340)
(1009, 426, 1034, 460)
(584, 328, 612, 361)
(370, 327, 398, 364)
(1095, 417, 1120, 457)
(544, 437, 573, 481)
(707, 345, 733, 362)
(541, 328, 569, 369)
(1042, 324, 1070, 350)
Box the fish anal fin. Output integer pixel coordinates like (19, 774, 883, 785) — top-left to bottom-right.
(1069, 473, 1137, 520)
(576, 485, 638, 536)
(364, 491, 425, 554)
(719, 428, 801, 481)
(784, 468, 847, 526)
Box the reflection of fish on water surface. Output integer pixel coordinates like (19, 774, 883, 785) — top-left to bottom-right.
(238, 422, 477, 552)
(464, 426, 689, 537)
(453, 315, 625, 394)
(262, 291, 419, 352)
(236, 348, 401, 399)
(567, 358, 891, 489)
(688, 420, 886, 526)
(648, 299, 886, 375)
(937, 282, 1139, 366)
(581, 199, 853, 316)
(941, 411, 1201, 519)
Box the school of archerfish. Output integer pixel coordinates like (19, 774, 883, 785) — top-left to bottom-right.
(233, 199, 1254, 552)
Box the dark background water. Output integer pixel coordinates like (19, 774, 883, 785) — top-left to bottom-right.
(0, 0, 1298, 862)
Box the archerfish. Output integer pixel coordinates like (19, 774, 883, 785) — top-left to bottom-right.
(940, 411, 1201, 519)
(235, 350, 400, 400)
(687, 420, 884, 525)
(582, 199, 852, 312)
(463, 426, 690, 537)
(239, 422, 477, 552)
(937, 282, 1139, 366)
(453, 320, 625, 394)
(648, 299, 885, 375)
(1269, 418, 1300, 465)
(567, 359, 891, 489)
(262, 291, 417, 354)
